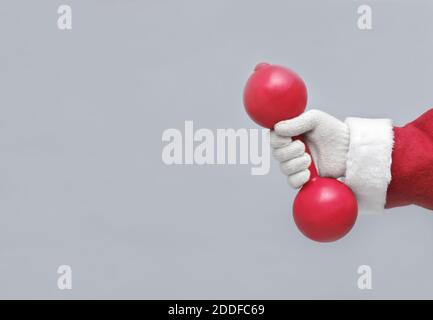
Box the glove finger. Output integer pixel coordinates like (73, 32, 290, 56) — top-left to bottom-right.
(273, 140, 305, 162)
(274, 109, 321, 137)
(280, 154, 311, 176)
(270, 131, 291, 148)
(287, 170, 310, 189)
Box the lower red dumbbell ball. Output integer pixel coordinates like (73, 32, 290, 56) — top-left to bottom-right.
(293, 177, 358, 242)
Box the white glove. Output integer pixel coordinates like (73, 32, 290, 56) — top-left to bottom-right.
(270, 109, 350, 188)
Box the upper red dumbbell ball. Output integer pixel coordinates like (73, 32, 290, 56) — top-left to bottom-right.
(243, 63, 308, 128)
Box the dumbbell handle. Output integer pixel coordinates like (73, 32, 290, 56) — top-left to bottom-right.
(294, 136, 318, 180)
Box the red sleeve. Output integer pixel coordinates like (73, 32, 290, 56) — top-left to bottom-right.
(386, 109, 433, 210)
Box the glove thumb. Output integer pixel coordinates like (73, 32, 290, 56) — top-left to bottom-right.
(274, 110, 320, 137)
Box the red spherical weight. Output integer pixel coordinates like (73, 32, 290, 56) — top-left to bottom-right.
(293, 177, 358, 242)
(243, 63, 308, 128)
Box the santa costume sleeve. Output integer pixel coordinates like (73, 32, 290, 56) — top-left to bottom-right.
(343, 109, 433, 212)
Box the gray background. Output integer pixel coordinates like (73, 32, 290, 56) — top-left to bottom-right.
(0, 0, 432, 299)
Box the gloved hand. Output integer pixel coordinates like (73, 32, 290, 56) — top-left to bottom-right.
(270, 109, 350, 188)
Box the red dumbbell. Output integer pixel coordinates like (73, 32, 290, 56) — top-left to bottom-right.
(243, 63, 358, 242)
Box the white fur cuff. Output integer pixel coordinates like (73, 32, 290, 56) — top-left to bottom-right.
(344, 117, 394, 213)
